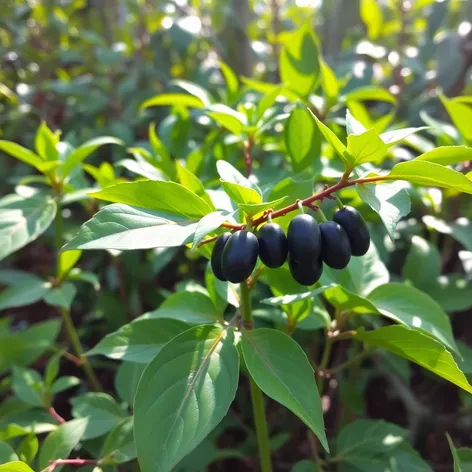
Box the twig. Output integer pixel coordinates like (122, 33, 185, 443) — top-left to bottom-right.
(49, 407, 66, 424)
(46, 459, 96, 472)
(327, 347, 374, 375)
(244, 136, 255, 177)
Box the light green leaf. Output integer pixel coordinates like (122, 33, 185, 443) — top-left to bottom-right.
(90, 181, 212, 218)
(323, 285, 378, 314)
(176, 161, 213, 208)
(360, 0, 383, 39)
(62, 204, 199, 252)
(345, 109, 367, 135)
(357, 181, 410, 241)
(139, 291, 219, 324)
(308, 110, 352, 168)
(0, 141, 44, 171)
(440, 94, 472, 142)
(256, 86, 285, 122)
(347, 129, 389, 166)
(219, 62, 239, 101)
(216, 160, 257, 191)
(51, 376, 81, 394)
(60, 137, 123, 179)
(149, 123, 176, 180)
(261, 285, 333, 306)
(101, 417, 136, 464)
(0, 193, 57, 261)
(355, 326, 472, 393)
(415, 146, 472, 166)
(0, 279, 51, 311)
(0, 442, 19, 463)
(71, 393, 127, 440)
(87, 318, 188, 363)
(221, 181, 262, 205)
(16, 433, 39, 465)
(192, 211, 233, 249)
(423, 216, 472, 252)
(343, 87, 396, 105)
(368, 282, 458, 354)
(38, 418, 88, 471)
(285, 107, 322, 173)
(58, 250, 82, 279)
(0, 462, 34, 472)
(403, 236, 441, 290)
(384, 161, 472, 194)
(239, 196, 288, 217)
(134, 325, 239, 472)
(208, 110, 245, 136)
(35, 122, 59, 161)
(320, 60, 339, 112)
(280, 21, 321, 98)
(379, 127, 429, 147)
(141, 94, 204, 110)
(171, 80, 213, 107)
(241, 328, 328, 451)
(43, 283, 77, 310)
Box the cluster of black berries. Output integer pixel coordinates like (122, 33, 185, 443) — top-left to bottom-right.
(211, 206, 370, 286)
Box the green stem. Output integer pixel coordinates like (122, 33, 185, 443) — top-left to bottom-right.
(240, 282, 272, 472)
(335, 196, 345, 211)
(317, 336, 333, 393)
(60, 308, 102, 392)
(328, 347, 374, 375)
(54, 200, 63, 273)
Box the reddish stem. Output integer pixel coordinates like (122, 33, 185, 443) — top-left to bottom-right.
(49, 407, 66, 424)
(48, 459, 96, 472)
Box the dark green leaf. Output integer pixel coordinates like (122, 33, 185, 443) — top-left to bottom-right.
(43, 283, 77, 310)
(0, 279, 51, 311)
(403, 236, 441, 290)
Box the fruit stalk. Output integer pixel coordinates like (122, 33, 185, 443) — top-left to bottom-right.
(240, 281, 273, 472)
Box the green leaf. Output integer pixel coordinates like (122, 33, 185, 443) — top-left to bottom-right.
(102, 417, 136, 464)
(71, 393, 127, 440)
(87, 318, 188, 363)
(308, 110, 352, 168)
(323, 285, 378, 314)
(285, 107, 322, 173)
(134, 325, 239, 472)
(38, 418, 87, 471)
(280, 21, 321, 98)
(171, 80, 213, 107)
(12, 367, 44, 407)
(261, 285, 333, 306)
(90, 181, 212, 218)
(16, 433, 39, 465)
(256, 86, 285, 123)
(0, 141, 44, 172)
(0, 279, 51, 311)
(35, 122, 59, 161)
(241, 328, 328, 451)
(383, 161, 472, 194)
(221, 181, 262, 205)
(141, 94, 204, 110)
(0, 319, 61, 374)
(0, 442, 19, 463)
(216, 160, 258, 191)
(403, 236, 441, 290)
(219, 62, 239, 101)
(345, 109, 367, 135)
(58, 250, 81, 279)
(423, 216, 472, 252)
(360, 0, 383, 39)
(415, 146, 472, 166)
(357, 181, 410, 241)
(43, 283, 77, 310)
(192, 211, 233, 249)
(60, 137, 123, 179)
(379, 127, 429, 147)
(368, 282, 458, 353)
(347, 129, 389, 166)
(0, 193, 57, 261)
(343, 87, 396, 105)
(439, 94, 472, 142)
(355, 326, 472, 393)
(0, 462, 34, 472)
(336, 419, 406, 464)
(447, 433, 463, 472)
(239, 196, 288, 217)
(51, 376, 81, 394)
(208, 108, 245, 136)
(149, 123, 176, 180)
(320, 60, 339, 112)
(291, 460, 318, 472)
(176, 161, 213, 208)
(139, 291, 219, 324)
(62, 204, 199, 252)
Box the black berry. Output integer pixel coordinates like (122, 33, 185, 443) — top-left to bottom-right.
(257, 223, 288, 269)
(287, 214, 322, 286)
(319, 221, 351, 269)
(221, 230, 259, 283)
(333, 206, 370, 256)
(211, 232, 231, 281)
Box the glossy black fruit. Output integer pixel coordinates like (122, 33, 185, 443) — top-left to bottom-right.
(221, 230, 259, 283)
(319, 221, 351, 269)
(287, 214, 322, 286)
(257, 223, 288, 269)
(333, 206, 370, 256)
(211, 232, 231, 281)
(288, 255, 323, 286)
